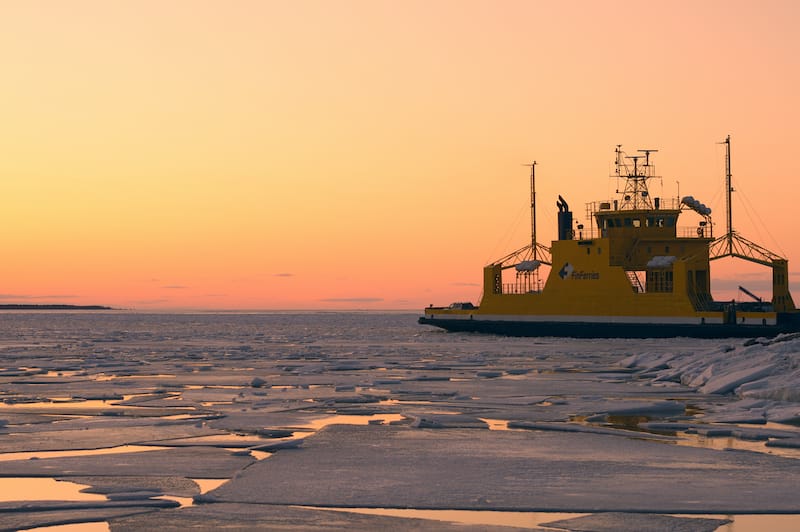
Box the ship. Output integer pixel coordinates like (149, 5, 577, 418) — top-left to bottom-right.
(419, 137, 800, 338)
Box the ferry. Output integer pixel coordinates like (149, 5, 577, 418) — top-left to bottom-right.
(419, 138, 800, 338)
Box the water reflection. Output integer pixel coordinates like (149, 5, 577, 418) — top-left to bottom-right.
(312, 508, 800, 531)
(191, 478, 227, 494)
(298, 413, 406, 430)
(27, 523, 109, 532)
(479, 418, 509, 430)
(0, 445, 169, 462)
(719, 514, 800, 532)
(304, 507, 585, 529)
(0, 478, 106, 503)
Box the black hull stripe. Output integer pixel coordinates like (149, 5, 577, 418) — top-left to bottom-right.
(418, 317, 800, 339)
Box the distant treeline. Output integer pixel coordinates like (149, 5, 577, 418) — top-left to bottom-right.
(0, 304, 112, 310)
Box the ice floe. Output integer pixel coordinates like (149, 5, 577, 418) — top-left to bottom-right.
(620, 332, 800, 420)
(1, 312, 800, 530)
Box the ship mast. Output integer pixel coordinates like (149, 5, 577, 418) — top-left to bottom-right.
(489, 163, 552, 269)
(708, 135, 795, 311)
(709, 135, 782, 266)
(525, 161, 538, 258)
(723, 134, 733, 253)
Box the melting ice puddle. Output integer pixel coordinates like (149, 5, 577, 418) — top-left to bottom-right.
(0, 445, 169, 462)
(250, 450, 271, 460)
(160, 433, 271, 446)
(184, 384, 242, 390)
(0, 394, 168, 411)
(310, 508, 800, 531)
(479, 418, 509, 430)
(0, 477, 231, 530)
(297, 413, 406, 431)
(574, 416, 800, 460)
(379, 399, 439, 405)
(717, 514, 800, 532)
(673, 431, 800, 459)
(42, 371, 84, 378)
(95, 374, 175, 381)
(0, 478, 106, 503)
(155, 477, 231, 509)
(302, 507, 585, 529)
(27, 524, 109, 531)
(0, 399, 124, 410)
(192, 478, 227, 494)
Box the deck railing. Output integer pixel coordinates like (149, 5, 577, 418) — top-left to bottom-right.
(501, 283, 544, 295)
(566, 224, 712, 241)
(679, 226, 712, 238)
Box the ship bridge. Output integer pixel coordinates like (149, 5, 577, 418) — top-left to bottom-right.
(587, 147, 713, 241)
(570, 147, 718, 306)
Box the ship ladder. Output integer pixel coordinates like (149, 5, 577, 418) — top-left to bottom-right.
(626, 270, 644, 293)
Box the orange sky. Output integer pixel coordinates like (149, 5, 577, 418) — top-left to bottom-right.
(1, 0, 798, 310)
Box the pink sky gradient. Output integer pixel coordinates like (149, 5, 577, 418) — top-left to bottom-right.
(1, 1, 798, 309)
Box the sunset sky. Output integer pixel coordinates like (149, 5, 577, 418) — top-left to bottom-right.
(1, 0, 799, 310)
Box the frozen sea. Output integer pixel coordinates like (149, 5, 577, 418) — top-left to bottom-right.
(1, 311, 799, 531)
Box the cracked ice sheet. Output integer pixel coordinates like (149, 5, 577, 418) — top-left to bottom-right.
(58, 476, 201, 497)
(541, 512, 729, 532)
(107, 502, 530, 531)
(0, 446, 254, 478)
(0, 506, 160, 532)
(206, 424, 800, 513)
(0, 420, 224, 453)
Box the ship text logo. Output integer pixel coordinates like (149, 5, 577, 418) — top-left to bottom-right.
(559, 262, 599, 280)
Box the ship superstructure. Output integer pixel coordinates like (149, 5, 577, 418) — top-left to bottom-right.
(419, 139, 799, 338)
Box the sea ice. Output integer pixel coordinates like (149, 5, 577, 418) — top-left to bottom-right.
(59, 475, 201, 497)
(0, 420, 223, 453)
(2, 313, 800, 530)
(541, 512, 729, 532)
(205, 424, 800, 513)
(107, 501, 522, 531)
(0, 505, 163, 532)
(0, 446, 254, 478)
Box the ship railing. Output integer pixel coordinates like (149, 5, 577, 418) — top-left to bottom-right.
(573, 225, 712, 240)
(679, 226, 712, 238)
(588, 197, 683, 214)
(501, 283, 543, 295)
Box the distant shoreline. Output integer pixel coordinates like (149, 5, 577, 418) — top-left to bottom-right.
(0, 304, 113, 310)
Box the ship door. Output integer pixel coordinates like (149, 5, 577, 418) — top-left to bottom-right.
(724, 303, 737, 325)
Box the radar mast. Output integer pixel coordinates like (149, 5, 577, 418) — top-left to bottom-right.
(614, 146, 659, 210)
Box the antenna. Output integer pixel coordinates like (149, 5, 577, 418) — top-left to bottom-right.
(718, 135, 733, 254)
(638, 149, 658, 167)
(523, 161, 538, 258)
(615, 147, 660, 210)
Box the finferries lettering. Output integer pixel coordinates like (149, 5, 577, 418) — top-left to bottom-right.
(559, 263, 599, 280)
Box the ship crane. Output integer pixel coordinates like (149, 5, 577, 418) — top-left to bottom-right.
(491, 162, 552, 271)
(739, 285, 762, 303)
(708, 135, 796, 312)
